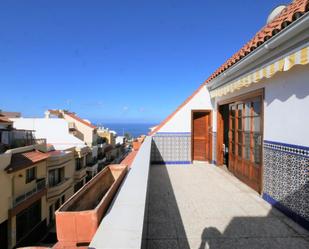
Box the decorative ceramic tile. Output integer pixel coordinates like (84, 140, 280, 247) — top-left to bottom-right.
(263, 140, 309, 222)
(151, 133, 191, 163)
(212, 132, 217, 163)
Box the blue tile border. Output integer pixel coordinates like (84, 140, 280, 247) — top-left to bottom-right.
(262, 193, 309, 230)
(264, 140, 309, 158)
(151, 161, 191, 165)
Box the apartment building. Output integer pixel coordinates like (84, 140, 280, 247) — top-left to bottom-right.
(97, 127, 116, 146)
(0, 115, 49, 248)
(150, 0, 309, 230)
(44, 110, 104, 182)
(45, 110, 98, 147)
(12, 118, 90, 194)
(46, 150, 75, 225)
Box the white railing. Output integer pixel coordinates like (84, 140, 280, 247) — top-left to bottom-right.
(89, 136, 152, 249)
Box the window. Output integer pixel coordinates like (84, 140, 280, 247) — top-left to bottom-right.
(26, 167, 36, 183)
(75, 158, 82, 170)
(48, 168, 64, 187)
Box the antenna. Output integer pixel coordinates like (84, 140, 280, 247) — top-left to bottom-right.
(267, 5, 286, 24)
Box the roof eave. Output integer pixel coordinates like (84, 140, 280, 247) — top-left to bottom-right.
(207, 12, 309, 91)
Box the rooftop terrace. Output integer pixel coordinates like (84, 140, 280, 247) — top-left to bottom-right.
(88, 136, 309, 249)
(144, 163, 309, 249)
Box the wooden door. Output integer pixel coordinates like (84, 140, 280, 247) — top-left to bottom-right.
(192, 111, 212, 161)
(228, 97, 262, 192)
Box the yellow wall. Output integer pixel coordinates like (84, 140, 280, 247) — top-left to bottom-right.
(0, 153, 12, 223)
(46, 152, 75, 226)
(12, 160, 47, 199)
(98, 130, 115, 146)
(63, 113, 97, 146)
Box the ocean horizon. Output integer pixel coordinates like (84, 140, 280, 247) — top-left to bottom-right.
(94, 122, 156, 138)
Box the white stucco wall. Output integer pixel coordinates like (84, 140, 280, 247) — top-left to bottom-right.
(264, 65, 309, 147)
(158, 86, 213, 133)
(214, 64, 309, 147)
(11, 118, 87, 150)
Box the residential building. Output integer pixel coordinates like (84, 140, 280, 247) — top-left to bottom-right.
(4, 1, 309, 248)
(22, 1, 309, 248)
(11, 118, 89, 195)
(46, 150, 75, 226)
(44, 110, 104, 183)
(115, 135, 125, 145)
(0, 110, 21, 119)
(45, 109, 98, 147)
(97, 127, 116, 146)
(150, 0, 309, 230)
(85, 146, 99, 182)
(0, 141, 49, 249)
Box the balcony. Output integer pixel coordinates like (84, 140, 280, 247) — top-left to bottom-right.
(87, 136, 309, 249)
(13, 178, 46, 207)
(86, 158, 98, 167)
(74, 166, 87, 180)
(68, 122, 76, 132)
(47, 178, 73, 200)
(0, 129, 46, 153)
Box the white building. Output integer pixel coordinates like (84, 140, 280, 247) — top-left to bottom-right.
(115, 136, 125, 145)
(11, 118, 91, 192)
(150, 0, 309, 230)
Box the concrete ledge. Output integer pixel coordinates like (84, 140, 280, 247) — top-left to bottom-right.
(89, 136, 152, 249)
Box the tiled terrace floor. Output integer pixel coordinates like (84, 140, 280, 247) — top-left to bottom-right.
(143, 163, 309, 249)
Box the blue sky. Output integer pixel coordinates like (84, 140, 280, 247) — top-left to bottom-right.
(0, 0, 289, 123)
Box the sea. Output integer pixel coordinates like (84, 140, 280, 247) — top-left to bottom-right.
(95, 123, 156, 138)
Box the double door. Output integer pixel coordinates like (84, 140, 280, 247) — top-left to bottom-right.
(228, 97, 262, 192)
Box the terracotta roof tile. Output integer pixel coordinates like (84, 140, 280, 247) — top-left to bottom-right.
(0, 116, 13, 123)
(151, 0, 309, 135)
(202, 0, 309, 84)
(5, 150, 49, 173)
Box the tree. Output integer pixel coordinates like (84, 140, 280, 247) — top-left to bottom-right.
(124, 132, 132, 141)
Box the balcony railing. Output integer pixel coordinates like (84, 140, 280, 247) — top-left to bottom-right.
(90, 136, 151, 248)
(13, 179, 46, 207)
(0, 129, 46, 153)
(49, 177, 70, 188)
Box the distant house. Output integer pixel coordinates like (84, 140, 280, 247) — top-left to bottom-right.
(151, 0, 309, 229)
(97, 127, 116, 146)
(116, 136, 125, 145)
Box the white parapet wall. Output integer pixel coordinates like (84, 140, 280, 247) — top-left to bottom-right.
(89, 136, 152, 249)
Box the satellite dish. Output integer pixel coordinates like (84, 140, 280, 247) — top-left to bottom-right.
(267, 5, 286, 24)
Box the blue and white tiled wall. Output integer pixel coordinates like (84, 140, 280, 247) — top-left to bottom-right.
(151, 133, 191, 164)
(263, 140, 309, 229)
(212, 132, 217, 164)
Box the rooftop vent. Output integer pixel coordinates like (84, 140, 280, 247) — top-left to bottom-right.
(267, 5, 286, 24)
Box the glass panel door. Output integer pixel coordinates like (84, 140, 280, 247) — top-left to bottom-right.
(227, 95, 263, 193)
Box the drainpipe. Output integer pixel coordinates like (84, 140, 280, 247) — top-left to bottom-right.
(207, 12, 309, 90)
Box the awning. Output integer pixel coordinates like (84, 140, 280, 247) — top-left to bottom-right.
(5, 150, 49, 173)
(209, 46, 309, 98)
